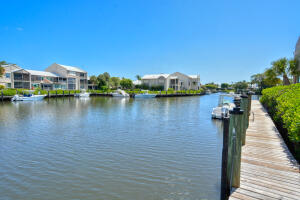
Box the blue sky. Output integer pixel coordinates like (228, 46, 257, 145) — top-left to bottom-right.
(0, 0, 299, 84)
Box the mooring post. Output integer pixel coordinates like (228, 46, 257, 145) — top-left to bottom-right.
(221, 117, 230, 200)
(240, 95, 248, 145)
(1, 90, 3, 102)
(230, 105, 243, 188)
(48, 91, 50, 98)
(63, 90, 65, 97)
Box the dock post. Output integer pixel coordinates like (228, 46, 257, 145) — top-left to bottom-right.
(230, 106, 243, 188)
(56, 90, 57, 97)
(1, 90, 3, 102)
(48, 91, 50, 98)
(63, 90, 64, 97)
(240, 95, 248, 145)
(69, 90, 70, 96)
(221, 117, 230, 200)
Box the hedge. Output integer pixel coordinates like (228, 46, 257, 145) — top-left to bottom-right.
(260, 84, 300, 143)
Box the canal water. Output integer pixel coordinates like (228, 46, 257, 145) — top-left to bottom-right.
(0, 94, 223, 200)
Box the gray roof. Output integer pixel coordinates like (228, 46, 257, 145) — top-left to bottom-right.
(26, 69, 58, 77)
(57, 64, 86, 73)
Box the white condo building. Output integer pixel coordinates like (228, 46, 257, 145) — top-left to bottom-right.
(141, 72, 200, 90)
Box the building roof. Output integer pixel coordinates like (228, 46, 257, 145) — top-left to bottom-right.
(142, 73, 199, 79)
(26, 69, 58, 77)
(188, 75, 199, 79)
(57, 64, 86, 73)
(142, 74, 169, 79)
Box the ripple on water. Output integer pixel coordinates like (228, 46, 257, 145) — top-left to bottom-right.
(0, 94, 223, 200)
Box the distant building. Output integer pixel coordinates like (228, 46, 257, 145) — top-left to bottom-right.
(294, 36, 300, 83)
(0, 64, 22, 88)
(141, 72, 200, 90)
(87, 77, 97, 90)
(133, 80, 142, 86)
(1, 63, 88, 90)
(45, 63, 88, 90)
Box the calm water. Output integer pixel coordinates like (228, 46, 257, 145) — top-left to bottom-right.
(0, 94, 223, 200)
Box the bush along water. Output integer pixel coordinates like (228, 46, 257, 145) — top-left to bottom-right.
(260, 83, 300, 160)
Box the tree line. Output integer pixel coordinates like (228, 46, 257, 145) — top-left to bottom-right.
(250, 57, 299, 93)
(89, 72, 135, 90)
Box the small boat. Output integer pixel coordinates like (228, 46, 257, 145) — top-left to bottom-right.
(74, 89, 90, 97)
(211, 94, 237, 119)
(212, 106, 229, 119)
(11, 94, 46, 101)
(111, 89, 130, 97)
(135, 90, 156, 98)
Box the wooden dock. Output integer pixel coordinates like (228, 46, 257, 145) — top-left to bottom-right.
(229, 100, 300, 200)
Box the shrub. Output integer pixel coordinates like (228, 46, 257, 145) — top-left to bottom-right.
(260, 84, 300, 142)
(2, 89, 17, 96)
(0, 85, 5, 90)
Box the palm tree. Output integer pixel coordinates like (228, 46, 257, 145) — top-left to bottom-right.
(135, 75, 141, 80)
(271, 58, 290, 85)
(289, 58, 300, 83)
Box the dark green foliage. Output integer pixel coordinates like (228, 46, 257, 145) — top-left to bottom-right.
(260, 84, 300, 143)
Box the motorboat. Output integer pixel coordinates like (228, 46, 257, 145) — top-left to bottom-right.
(135, 90, 156, 98)
(11, 93, 46, 101)
(74, 89, 90, 97)
(211, 94, 237, 119)
(212, 106, 229, 119)
(111, 89, 130, 97)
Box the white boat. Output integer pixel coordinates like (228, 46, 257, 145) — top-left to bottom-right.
(211, 94, 237, 119)
(74, 89, 90, 97)
(135, 90, 156, 98)
(206, 90, 212, 94)
(11, 94, 46, 101)
(111, 89, 130, 97)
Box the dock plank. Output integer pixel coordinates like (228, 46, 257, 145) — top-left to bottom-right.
(229, 100, 300, 200)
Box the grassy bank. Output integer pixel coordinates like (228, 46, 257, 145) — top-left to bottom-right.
(260, 83, 300, 161)
(1, 88, 205, 96)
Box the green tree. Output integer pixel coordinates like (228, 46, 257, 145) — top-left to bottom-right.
(264, 68, 282, 87)
(0, 61, 8, 77)
(289, 58, 300, 83)
(135, 75, 141, 80)
(97, 74, 107, 88)
(110, 77, 120, 89)
(120, 78, 133, 89)
(89, 75, 98, 89)
(271, 58, 291, 85)
(103, 72, 110, 82)
(221, 83, 229, 89)
(233, 80, 248, 91)
(204, 83, 218, 90)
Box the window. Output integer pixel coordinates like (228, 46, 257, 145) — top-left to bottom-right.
(5, 73, 10, 78)
(6, 83, 11, 88)
(68, 71, 76, 76)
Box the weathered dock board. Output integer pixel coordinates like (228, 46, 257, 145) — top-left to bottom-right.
(229, 100, 300, 200)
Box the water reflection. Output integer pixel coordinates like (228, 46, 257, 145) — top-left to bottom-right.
(0, 94, 223, 200)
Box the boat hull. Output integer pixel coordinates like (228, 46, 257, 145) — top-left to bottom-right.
(12, 95, 46, 101)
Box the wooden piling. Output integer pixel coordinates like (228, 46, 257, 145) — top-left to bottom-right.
(221, 117, 231, 200)
(230, 108, 243, 188)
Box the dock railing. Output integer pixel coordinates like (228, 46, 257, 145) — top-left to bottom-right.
(220, 94, 251, 200)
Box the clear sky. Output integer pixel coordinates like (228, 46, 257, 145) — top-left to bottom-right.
(0, 0, 299, 84)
